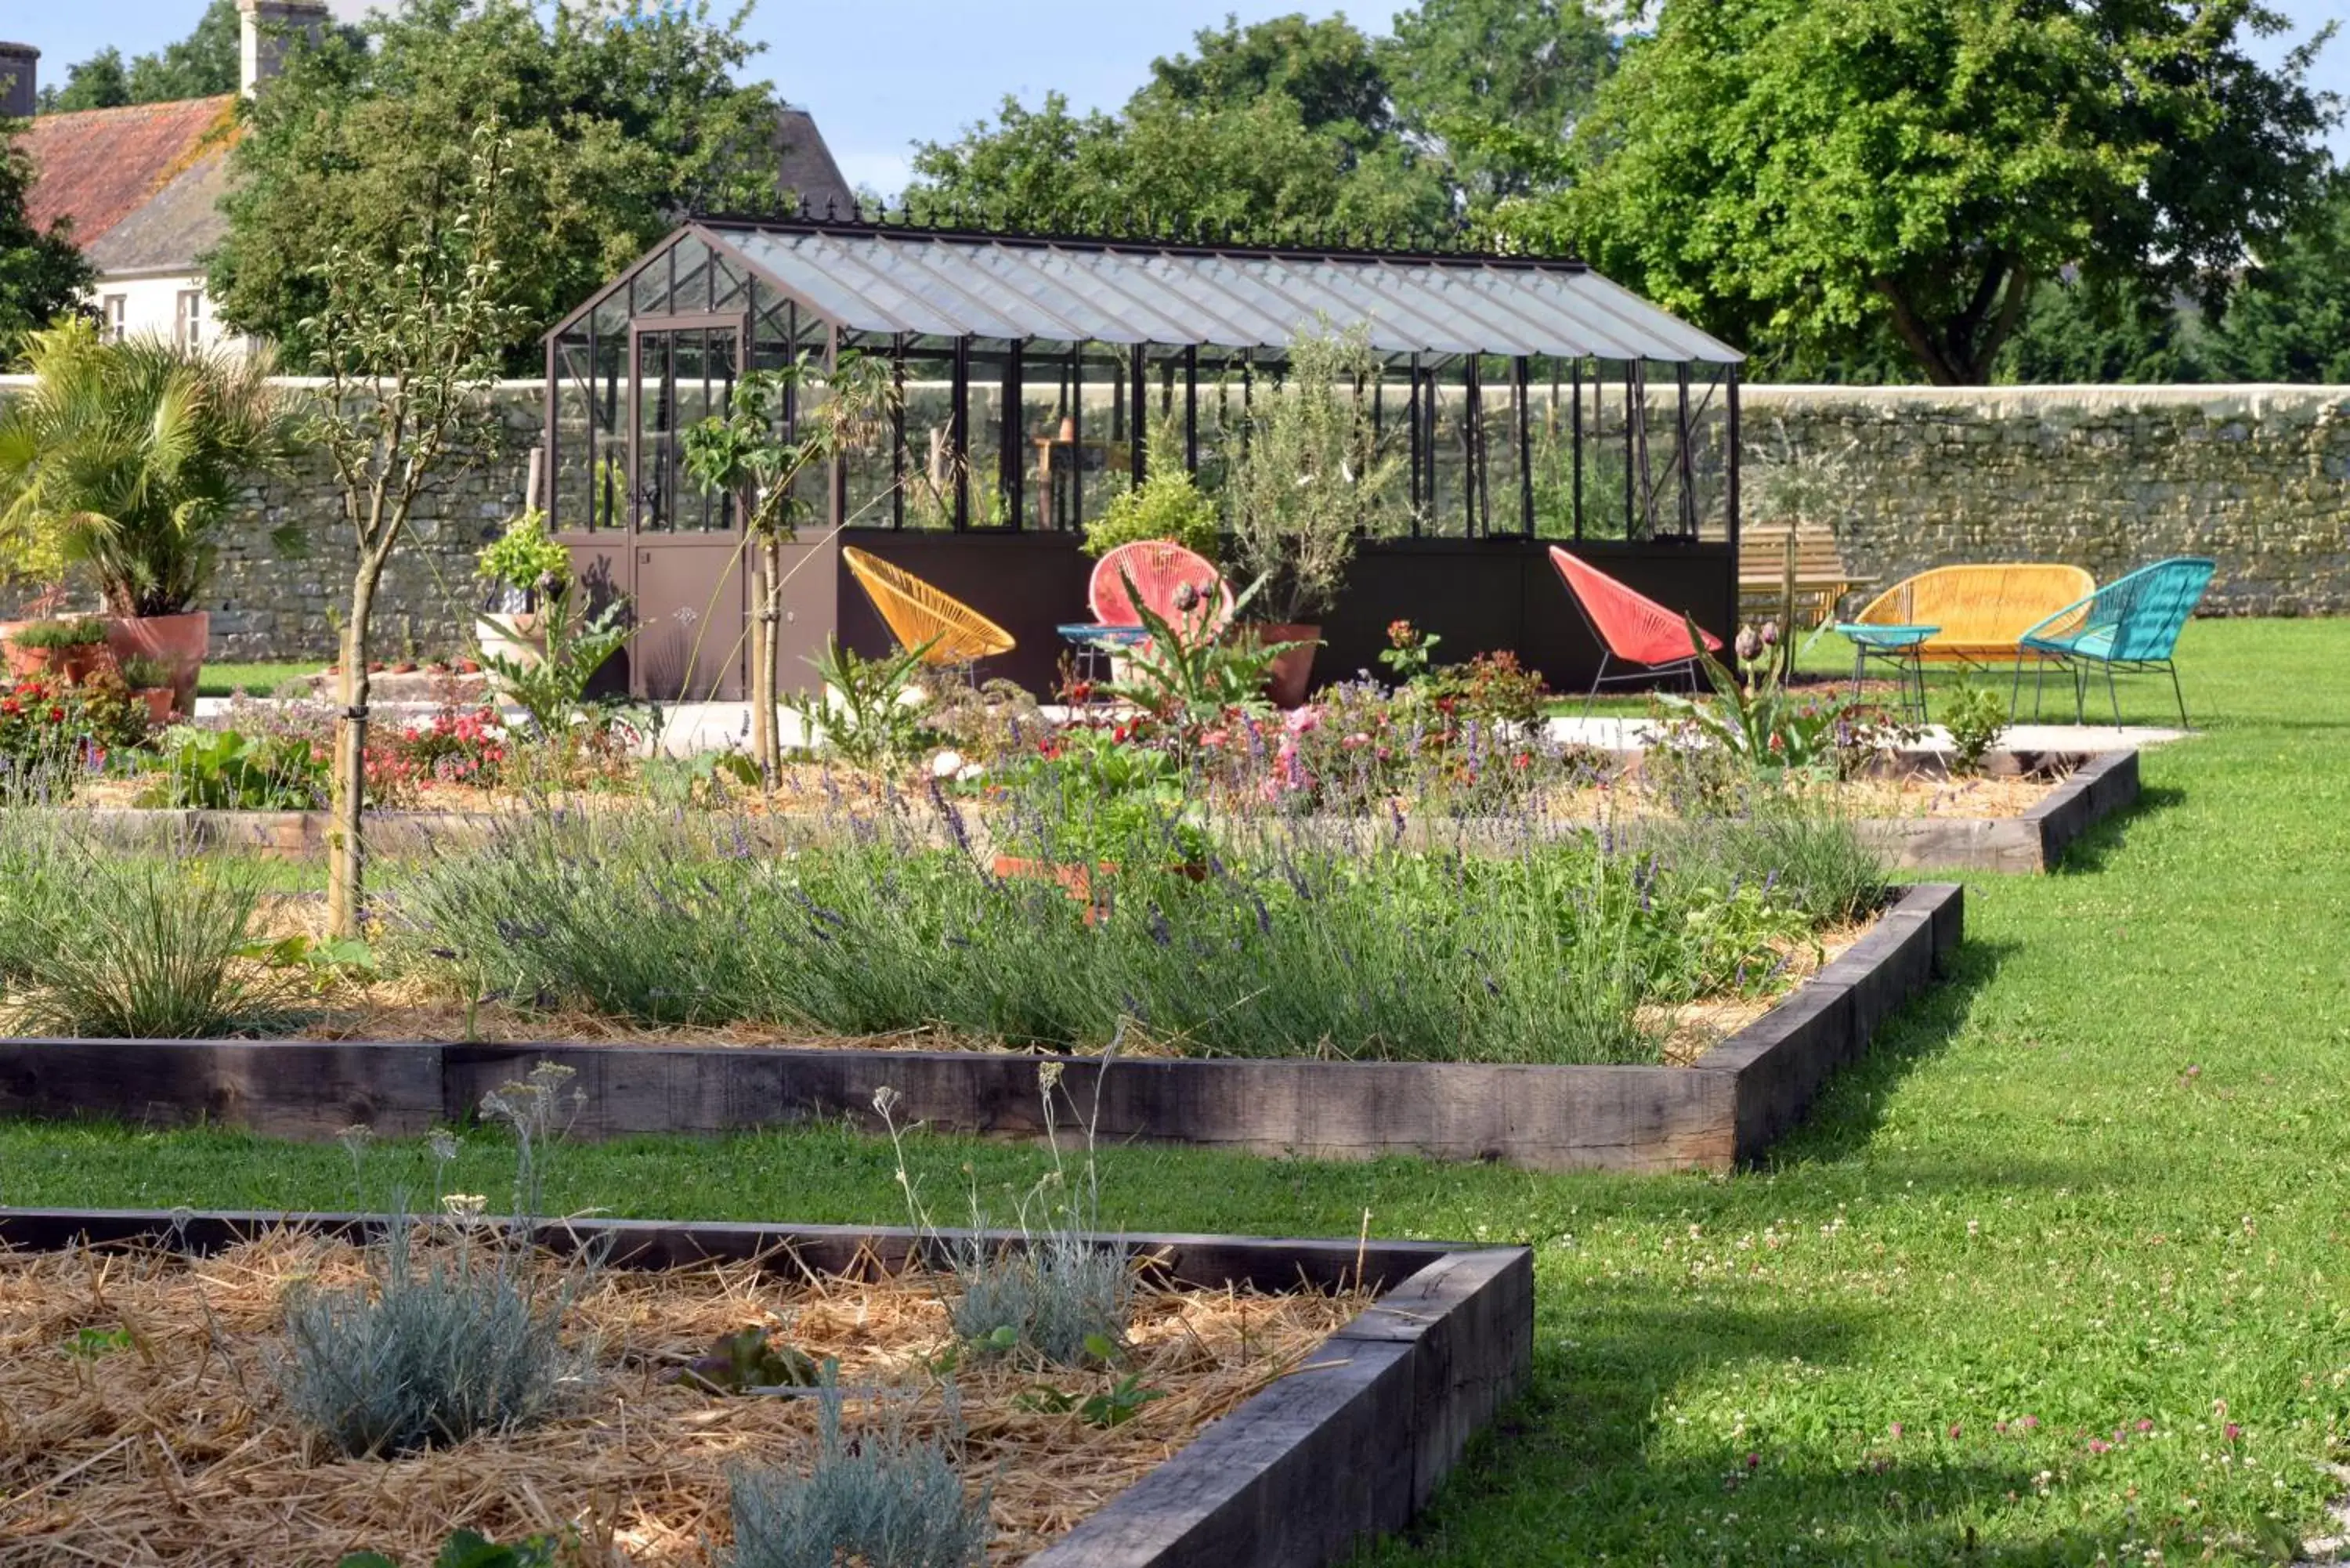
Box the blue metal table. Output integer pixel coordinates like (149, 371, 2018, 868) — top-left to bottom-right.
(1835, 623, 1940, 722)
(1056, 622, 1146, 687)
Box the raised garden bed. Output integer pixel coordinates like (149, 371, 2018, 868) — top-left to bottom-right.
(0, 1206, 1531, 1568)
(0, 883, 1959, 1172)
(1855, 748, 2138, 873)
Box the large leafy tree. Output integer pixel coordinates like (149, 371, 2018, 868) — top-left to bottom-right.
(0, 128, 95, 358)
(907, 13, 1451, 240)
(1528, 0, 2336, 385)
(2199, 178, 2350, 382)
(209, 0, 790, 370)
(1383, 0, 1616, 206)
(37, 1, 246, 112)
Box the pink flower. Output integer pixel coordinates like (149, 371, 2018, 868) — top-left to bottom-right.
(1341, 732, 1370, 750)
(2225, 1423, 2242, 1443)
(2019, 1415, 2039, 1430)
(2088, 1439, 2110, 1455)
(1284, 706, 1321, 734)
(1948, 1424, 1961, 1440)
(1889, 1422, 1903, 1440)
(1202, 729, 1228, 750)
(2135, 1418, 2153, 1433)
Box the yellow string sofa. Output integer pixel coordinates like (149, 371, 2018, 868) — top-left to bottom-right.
(1846, 563, 2095, 667)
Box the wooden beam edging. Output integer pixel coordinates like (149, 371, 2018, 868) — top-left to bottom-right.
(1856, 749, 2138, 873)
(0, 1207, 1534, 1568)
(0, 886, 1958, 1172)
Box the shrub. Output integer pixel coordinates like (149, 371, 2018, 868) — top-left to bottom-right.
(1941, 682, 2009, 775)
(0, 671, 148, 783)
(277, 1211, 589, 1458)
(1081, 465, 1220, 561)
(9, 616, 110, 649)
(945, 1232, 1131, 1367)
(9, 851, 298, 1039)
(475, 509, 570, 601)
(118, 656, 173, 690)
(724, 1378, 990, 1568)
(338, 1529, 561, 1568)
(142, 728, 330, 809)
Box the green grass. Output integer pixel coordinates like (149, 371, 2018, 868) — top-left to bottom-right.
(6, 618, 2348, 1563)
(197, 660, 317, 699)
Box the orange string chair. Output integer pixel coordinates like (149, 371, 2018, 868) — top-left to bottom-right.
(1548, 547, 1723, 701)
(841, 546, 1015, 666)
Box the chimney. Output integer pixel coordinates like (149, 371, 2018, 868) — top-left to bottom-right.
(0, 42, 36, 119)
(239, 1, 328, 99)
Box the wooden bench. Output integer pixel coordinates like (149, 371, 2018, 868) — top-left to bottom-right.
(1738, 524, 1873, 630)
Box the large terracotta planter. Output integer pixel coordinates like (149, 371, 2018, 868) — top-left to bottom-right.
(132, 687, 176, 726)
(0, 635, 116, 686)
(1254, 623, 1321, 709)
(104, 612, 208, 714)
(477, 611, 545, 670)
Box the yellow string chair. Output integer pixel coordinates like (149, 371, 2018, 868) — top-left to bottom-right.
(841, 545, 1016, 666)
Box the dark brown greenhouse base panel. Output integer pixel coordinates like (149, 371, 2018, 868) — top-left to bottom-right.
(1860, 749, 2138, 874)
(0, 1207, 1532, 1568)
(0, 887, 1959, 1172)
(843, 529, 1737, 699)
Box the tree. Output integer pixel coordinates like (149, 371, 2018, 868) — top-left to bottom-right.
(210, 0, 789, 371)
(309, 125, 530, 938)
(1529, 0, 2337, 385)
(125, 0, 244, 103)
(0, 128, 95, 357)
(1998, 278, 2210, 384)
(906, 13, 1451, 240)
(36, 50, 132, 114)
(0, 319, 296, 616)
(682, 354, 897, 782)
(2200, 179, 2350, 382)
(1383, 0, 1616, 206)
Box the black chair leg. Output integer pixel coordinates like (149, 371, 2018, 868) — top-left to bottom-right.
(2104, 661, 2123, 728)
(2167, 661, 2189, 730)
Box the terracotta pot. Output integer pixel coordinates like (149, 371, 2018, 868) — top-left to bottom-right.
(0, 623, 118, 686)
(104, 612, 208, 714)
(134, 688, 176, 726)
(1254, 623, 1321, 709)
(991, 854, 1112, 923)
(477, 611, 544, 670)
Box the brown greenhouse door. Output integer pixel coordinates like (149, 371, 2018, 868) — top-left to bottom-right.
(628, 316, 749, 700)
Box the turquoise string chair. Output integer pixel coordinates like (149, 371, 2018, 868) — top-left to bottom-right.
(2014, 557, 2215, 728)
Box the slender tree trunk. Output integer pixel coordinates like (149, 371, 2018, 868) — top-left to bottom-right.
(325, 574, 378, 940)
(754, 533, 785, 780)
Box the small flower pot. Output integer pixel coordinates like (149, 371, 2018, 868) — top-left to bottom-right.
(103, 612, 208, 715)
(134, 687, 175, 726)
(1, 638, 115, 685)
(1253, 623, 1321, 709)
(476, 612, 544, 670)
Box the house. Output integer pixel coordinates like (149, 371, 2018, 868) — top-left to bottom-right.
(2, 2, 855, 356)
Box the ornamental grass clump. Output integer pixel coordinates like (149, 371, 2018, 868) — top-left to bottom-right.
(276, 1064, 596, 1458)
(724, 1376, 991, 1568)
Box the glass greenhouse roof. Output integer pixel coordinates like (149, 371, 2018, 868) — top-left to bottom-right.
(551, 221, 1744, 365)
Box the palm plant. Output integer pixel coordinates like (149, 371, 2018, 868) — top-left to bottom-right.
(0, 318, 297, 617)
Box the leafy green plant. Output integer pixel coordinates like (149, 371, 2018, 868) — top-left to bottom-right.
(669, 1328, 824, 1395)
(1941, 681, 2009, 775)
(784, 636, 938, 773)
(337, 1528, 562, 1568)
(474, 509, 571, 600)
(724, 1374, 990, 1568)
(1106, 569, 1297, 732)
(642, 749, 761, 808)
(479, 581, 634, 742)
(67, 1326, 136, 1358)
(118, 656, 173, 690)
(9, 617, 110, 650)
(142, 728, 329, 809)
(1082, 464, 1220, 561)
(1018, 1367, 1169, 1428)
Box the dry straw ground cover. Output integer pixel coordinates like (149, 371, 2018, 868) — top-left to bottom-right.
(0, 1228, 1358, 1566)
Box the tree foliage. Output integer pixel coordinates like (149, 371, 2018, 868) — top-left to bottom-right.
(2199, 177, 2350, 383)
(208, 0, 790, 371)
(0, 128, 94, 357)
(37, 0, 251, 112)
(906, 13, 1452, 240)
(1530, 0, 2337, 385)
(1383, 0, 1616, 205)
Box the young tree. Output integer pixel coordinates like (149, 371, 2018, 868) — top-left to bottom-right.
(681, 352, 897, 782)
(307, 125, 528, 938)
(0, 129, 95, 355)
(1530, 0, 2336, 385)
(211, 0, 789, 372)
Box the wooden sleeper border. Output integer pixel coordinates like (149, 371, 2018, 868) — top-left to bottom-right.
(0, 1207, 1534, 1568)
(0, 883, 1961, 1172)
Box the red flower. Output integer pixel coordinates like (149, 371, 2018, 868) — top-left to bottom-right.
(45, 706, 63, 722)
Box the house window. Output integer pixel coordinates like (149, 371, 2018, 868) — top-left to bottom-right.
(175, 290, 204, 349)
(101, 295, 127, 342)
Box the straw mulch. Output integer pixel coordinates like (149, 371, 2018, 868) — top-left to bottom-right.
(0, 1230, 1362, 1566)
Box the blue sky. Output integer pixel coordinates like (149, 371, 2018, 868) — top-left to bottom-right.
(20, 0, 2350, 197)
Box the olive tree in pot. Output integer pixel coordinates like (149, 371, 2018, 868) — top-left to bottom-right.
(0, 317, 296, 711)
(474, 509, 570, 668)
(1222, 325, 1406, 706)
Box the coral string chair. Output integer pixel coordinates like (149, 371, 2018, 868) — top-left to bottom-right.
(1087, 540, 1233, 642)
(1547, 547, 1723, 701)
(841, 546, 1015, 666)
(2016, 556, 2214, 728)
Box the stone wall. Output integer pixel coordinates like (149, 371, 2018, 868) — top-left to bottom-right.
(2, 378, 2343, 663)
(0, 377, 542, 663)
(1738, 383, 2350, 617)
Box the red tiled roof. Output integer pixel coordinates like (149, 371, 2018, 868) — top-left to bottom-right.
(16, 96, 238, 247)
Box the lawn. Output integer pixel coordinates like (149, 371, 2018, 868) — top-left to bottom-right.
(196, 659, 317, 699)
(5, 617, 2347, 1563)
